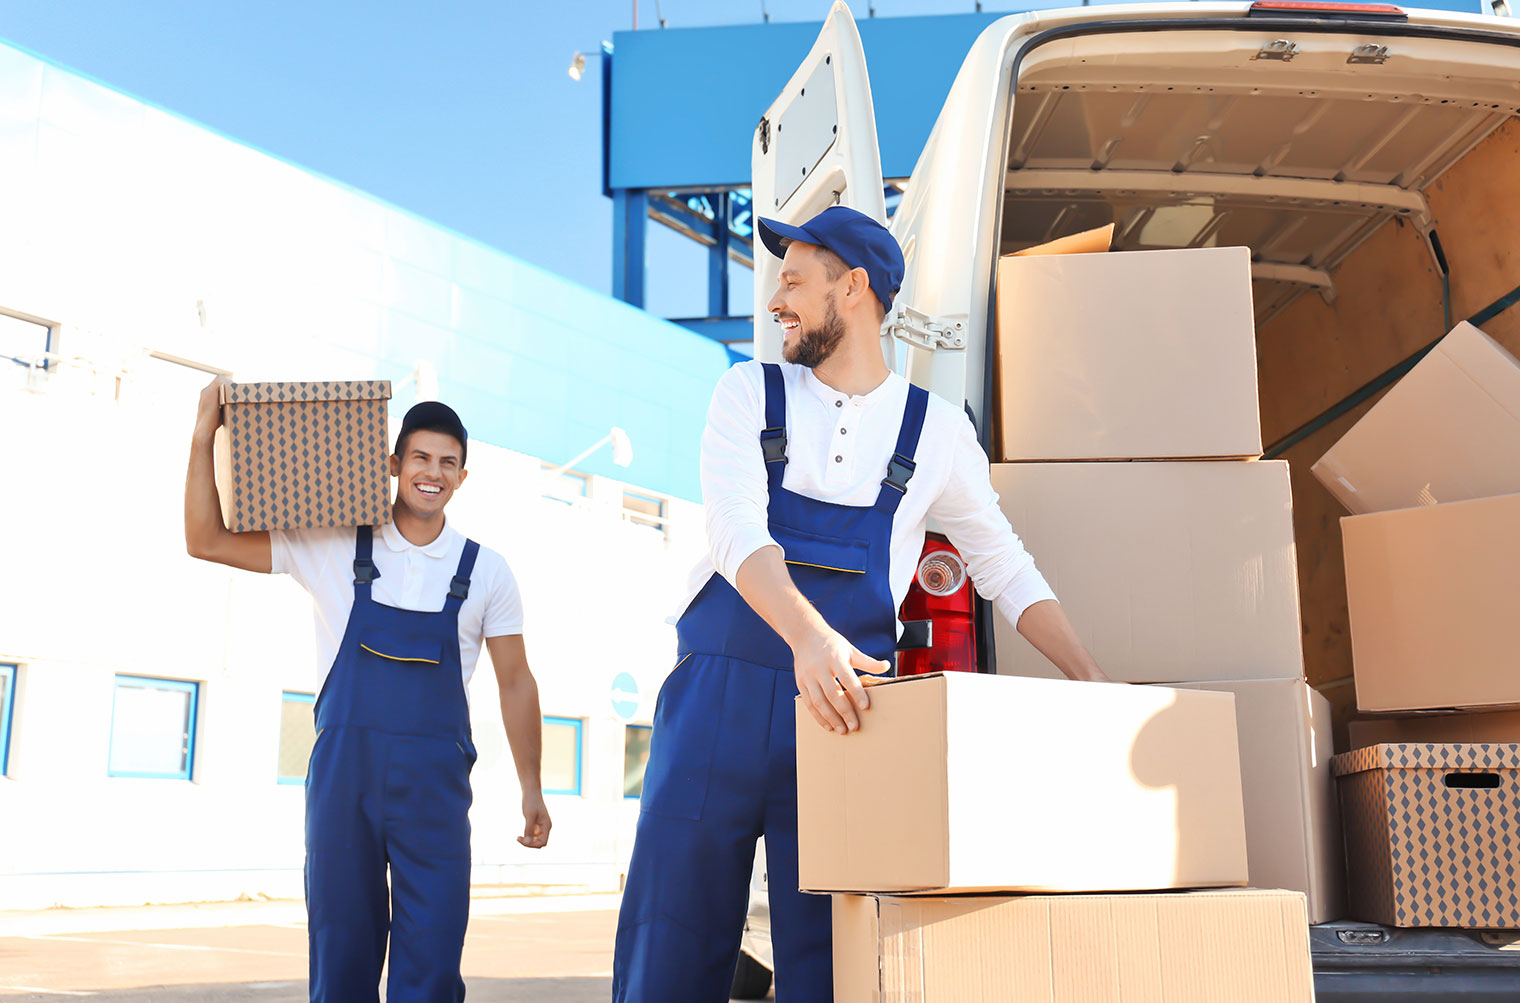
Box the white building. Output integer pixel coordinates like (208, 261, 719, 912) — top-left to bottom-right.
(0, 37, 730, 910)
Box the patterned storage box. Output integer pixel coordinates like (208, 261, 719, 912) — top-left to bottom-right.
(214, 380, 392, 533)
(1331, 743, 1520, 928)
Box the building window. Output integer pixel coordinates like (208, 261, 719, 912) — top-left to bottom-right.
(624, 725, 653, 799)
(0, 664, 15, 776)
(541, 464, 591, 505)
(542, 716, 584, 796)
(622, 490, 667, 530)
(277, 692, 316, 785)
(108, 676, 199, 781)
(0, 310, 53, 369)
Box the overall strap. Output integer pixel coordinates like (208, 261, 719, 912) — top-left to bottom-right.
(760, 362, 788, 491)
(352, 525, 380, 598)
(874, 384, 930, 516)
(444, 539, 482, 614)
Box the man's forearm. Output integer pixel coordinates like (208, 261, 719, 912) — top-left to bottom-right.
(733, 546, 829, 649)
(498, 673, 544, 794)
(1016, 599, 1109, 682)
(184, 430, 224, 558)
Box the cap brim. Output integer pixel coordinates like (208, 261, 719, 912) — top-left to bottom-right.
(756, 216, 820, 261)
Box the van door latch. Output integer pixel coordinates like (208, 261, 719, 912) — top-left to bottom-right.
(1254, 39, 1298, 60)
(888, 307, 966, 352)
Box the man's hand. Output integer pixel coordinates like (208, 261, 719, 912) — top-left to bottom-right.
(793, 627, 889, 734)
(193, 375, 231, 443)
(518, 790, 551, 849)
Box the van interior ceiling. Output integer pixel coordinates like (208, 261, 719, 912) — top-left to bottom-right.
(997, 24, 1520, 741)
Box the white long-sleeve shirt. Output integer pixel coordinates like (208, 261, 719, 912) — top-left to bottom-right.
(677, 360, 1057, 631)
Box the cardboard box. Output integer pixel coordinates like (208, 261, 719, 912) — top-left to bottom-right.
(833, 889, 1314, 1003)
(992, 461, 1304, 684)
(1349, 708, 1520, 748)
(1171, 679, 1344, 923)
(795, 672, 1248, 894)
(1313, 322, 1520, 514)
(1342, 492, 1520, 712)
(994, 246, 1262, 461)
(1332, 743, 1520, 928)
(214, 380, 392, 533)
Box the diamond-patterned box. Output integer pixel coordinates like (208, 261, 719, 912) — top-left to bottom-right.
(1331, 743, 1520, 928)
(214, 380, 392, 533)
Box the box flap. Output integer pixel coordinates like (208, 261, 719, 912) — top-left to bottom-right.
(220, 379, 392, 404)
(1331, 742, 1520, 777)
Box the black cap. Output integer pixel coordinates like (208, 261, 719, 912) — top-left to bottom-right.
(395, 401, 468, 466)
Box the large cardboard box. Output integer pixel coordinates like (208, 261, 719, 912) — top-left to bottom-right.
(833, 889, 1314, 1003)
(1313, 322, 1520, 514)
(994, 246, 1261, 461)
(1342, 492, 1520, 712)
(1171, 679, 1344, 923)
(215, 380, 393, 533)
(795, 672, 1248, 894)
(1332, 743, 1520, 928)
(1349, 708, 1520, 748)
(992, 461, 1303, 684)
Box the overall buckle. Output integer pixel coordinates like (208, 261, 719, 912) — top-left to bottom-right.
(760, 427, 788, 464)
(449, 576, 471, 601)
(353, 559, 379, 585)
(881, 453, 917, 495)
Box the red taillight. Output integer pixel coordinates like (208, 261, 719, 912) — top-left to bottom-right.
(1248, 0, 1407, 18)
(897, 535, 978, 676)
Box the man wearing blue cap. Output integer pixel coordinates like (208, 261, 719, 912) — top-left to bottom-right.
(613, 206, 1108, 1000)
(185, 387, 552, 1002)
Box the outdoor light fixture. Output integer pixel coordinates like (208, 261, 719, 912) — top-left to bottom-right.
(568, 52, 587, 81)
(546, 426, 634, 478)
(393, 359, 439, 403)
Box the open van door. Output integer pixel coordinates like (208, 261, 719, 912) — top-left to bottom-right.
(751, 0, 886, 361)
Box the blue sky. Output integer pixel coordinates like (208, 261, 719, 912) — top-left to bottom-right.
(0, 1, 1057, 320)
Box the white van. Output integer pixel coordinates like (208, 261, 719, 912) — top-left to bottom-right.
(738, 1, 1520, 997)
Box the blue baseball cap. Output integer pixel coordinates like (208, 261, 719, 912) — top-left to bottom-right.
(757, 205, 904, 315)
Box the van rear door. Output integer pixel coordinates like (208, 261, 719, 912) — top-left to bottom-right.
(750, 0, 886, 360)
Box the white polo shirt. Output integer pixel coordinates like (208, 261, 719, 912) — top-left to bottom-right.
(681, 360, 1057, 629)
(272, 517, 523, 698)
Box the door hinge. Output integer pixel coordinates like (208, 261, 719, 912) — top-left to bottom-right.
(888, 307, 966, 351)
(1348, 43, 1390, 64)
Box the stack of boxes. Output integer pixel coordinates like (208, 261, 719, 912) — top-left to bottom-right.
(988, 241, 1345, 925)
(791, 242, 1332, 998)
(1310, 321, 1520, 929)
(795, 673, 1316, 1000)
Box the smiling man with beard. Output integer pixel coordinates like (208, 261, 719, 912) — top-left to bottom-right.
(184, 389, 550, 1002)
(612, 205, 1110, 1002)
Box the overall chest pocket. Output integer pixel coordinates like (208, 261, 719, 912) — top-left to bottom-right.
(771, 523, 868, 575)
(357, 631, 446, 666)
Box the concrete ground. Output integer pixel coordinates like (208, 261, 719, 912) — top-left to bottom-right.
(0, 895, 772, 1001)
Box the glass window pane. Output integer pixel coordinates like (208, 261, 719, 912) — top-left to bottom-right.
(110, 678, 193, 777)
(278, 694, 316, 782)
(0, 665, 13, 775)
(0, 312, 49, 362)
(542, 718, 581, 795)
(624, 725, 652, 799)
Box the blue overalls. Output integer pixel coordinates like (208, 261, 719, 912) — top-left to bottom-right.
(613, 363, 929, 1001)
(304, 525, 481, 1003)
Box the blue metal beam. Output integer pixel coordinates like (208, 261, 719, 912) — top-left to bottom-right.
(709, 192, 731, 317)
(612, 188, 648, 307)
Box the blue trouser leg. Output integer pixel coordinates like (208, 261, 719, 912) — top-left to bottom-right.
(764, 668, 833, 1001)
(614, 655, 774, 1002)
(306, 727, 389, 1003)
(384, 735, 474, 1003)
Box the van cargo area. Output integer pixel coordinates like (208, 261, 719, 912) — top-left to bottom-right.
(995, 19, 1520, 740)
